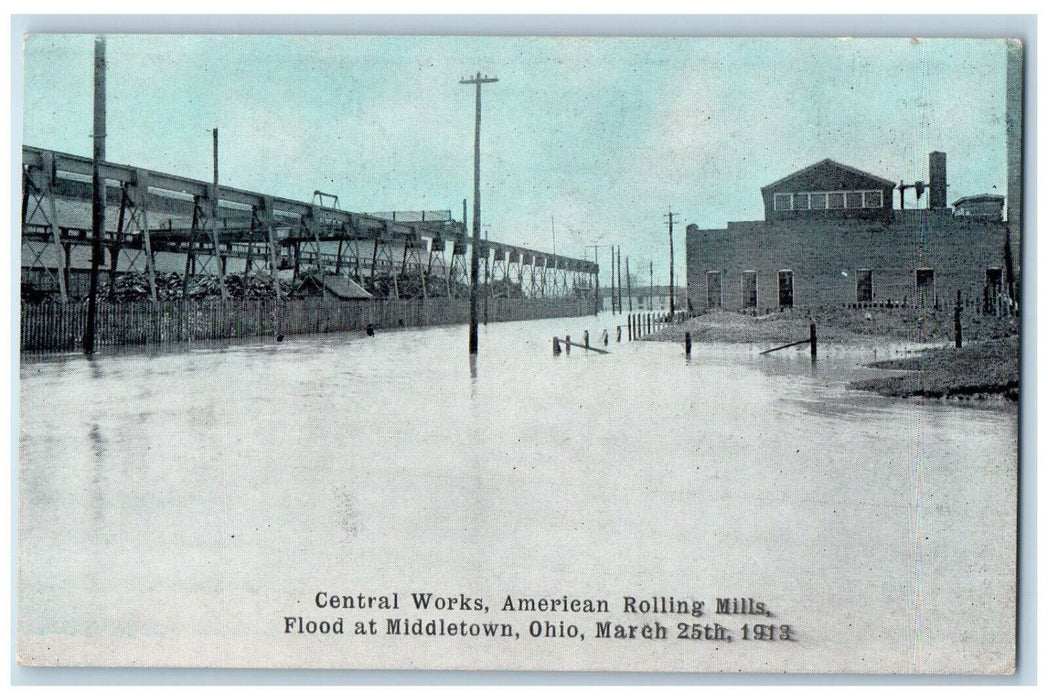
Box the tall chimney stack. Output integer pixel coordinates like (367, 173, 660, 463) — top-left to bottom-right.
(1005, 41, 1023, 238)
(929, 151, 947, 209)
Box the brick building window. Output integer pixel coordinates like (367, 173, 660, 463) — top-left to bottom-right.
(776, 189, 884, 212)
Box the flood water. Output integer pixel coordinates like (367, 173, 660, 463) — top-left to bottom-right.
(18, 311, 1017, 672)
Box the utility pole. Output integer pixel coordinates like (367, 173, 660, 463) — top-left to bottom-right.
(590, 252, 598, 316)
(609, 247, 616, 314)
(649, 260, 653, 311)
(84, 35, 106, 356)
(460, 72, 498, 356)
(665, 210, 678, 316)
(625, 257, 633, 312)
(616, 246, 622, 314)
(212, 128, 228, 299)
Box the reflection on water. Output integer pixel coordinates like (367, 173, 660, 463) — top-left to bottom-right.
(18, 311, 1017, 671)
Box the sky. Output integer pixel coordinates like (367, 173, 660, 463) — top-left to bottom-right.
(21, 35, 1010, 285)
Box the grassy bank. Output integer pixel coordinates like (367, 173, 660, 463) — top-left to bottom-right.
(645, 307, 1018, 345)
(642, 307, 1019, 401)
(849, 336, 1019, 400)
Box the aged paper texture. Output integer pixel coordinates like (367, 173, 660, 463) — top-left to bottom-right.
(17, 34, 1021, 673)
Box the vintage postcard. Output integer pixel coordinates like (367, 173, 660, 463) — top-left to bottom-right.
(17, 34, 1022, 673)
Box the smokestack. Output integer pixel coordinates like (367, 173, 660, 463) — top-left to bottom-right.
(929, 151, 947, 209)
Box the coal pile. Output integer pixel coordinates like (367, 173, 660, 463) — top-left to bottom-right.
(102, 272, 292, 301)
(365, 273, 469, 299)
(477, 281, 526, 299)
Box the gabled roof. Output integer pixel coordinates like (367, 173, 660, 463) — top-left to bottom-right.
(760, 158, 895, 192)
(321, 276, 373, 300)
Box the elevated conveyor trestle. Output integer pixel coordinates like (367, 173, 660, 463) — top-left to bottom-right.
(20, 145, 597, 303)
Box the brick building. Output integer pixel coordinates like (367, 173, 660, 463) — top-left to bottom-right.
(686, 153, 1016, 312)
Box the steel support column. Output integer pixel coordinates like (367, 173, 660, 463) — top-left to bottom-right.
(22, 154, 68, 301)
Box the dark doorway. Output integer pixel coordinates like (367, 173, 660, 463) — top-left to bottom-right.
(986, 267, 1003, 297)
(778, 270, 794, 309)
(857, 269, 873, 303)
(916, 268, 935, 308)
(707, 271, 722, 308)
(985, 267, 1003, 313)
(742, 271, 757, 309)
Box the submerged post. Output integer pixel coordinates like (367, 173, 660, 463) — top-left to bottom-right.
(810, 322, 817, 359)
(584, 330, 589, 349)
(685, 331, 692, 358)
(565, 334, 571, 355)
(553, 336, 561, 356)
